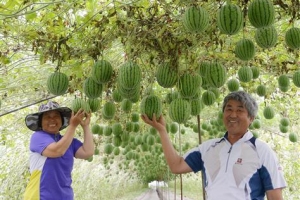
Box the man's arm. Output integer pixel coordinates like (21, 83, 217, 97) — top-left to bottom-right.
(141, 114, 192, 174)
(266, 188, 284, 200)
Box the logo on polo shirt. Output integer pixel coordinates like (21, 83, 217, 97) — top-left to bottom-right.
(235, 158, 243, 165)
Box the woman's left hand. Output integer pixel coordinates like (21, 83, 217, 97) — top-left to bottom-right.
(80, 112, 91, 127)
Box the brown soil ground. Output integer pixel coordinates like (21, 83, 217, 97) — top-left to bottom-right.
(133, 188, 195, 200)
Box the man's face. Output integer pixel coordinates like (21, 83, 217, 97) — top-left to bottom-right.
(223, 99, 253, 136)
(41, 110, 62, 134)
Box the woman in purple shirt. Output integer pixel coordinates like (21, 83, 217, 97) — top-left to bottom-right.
(23, 101, 94, 200)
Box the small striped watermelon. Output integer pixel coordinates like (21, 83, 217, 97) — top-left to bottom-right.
(170, 122, 178, 134)
(112, 89, 123, 102)
(209, 87, 220, 99)
(103, 126, 112, 137)
(83, 77, 103, 99)
(289, 132, 298, 143)
(71, 98, 90, 113)
(102, 101, 116, 120)
(256, 85, 267, 97)
(91, 60, 113, 84)
(279, 124, 288, 133)
(263, 106, 275, 119)
(168, 98, 191, 124)
(201, 90, 216, 106)
(201, 77, 210, 90)
(131, 112, 140, 122)
(133, 123, 140, 132)
(113, 136, 122, 147)
(112, 122, 123, 136)
(227, 78, 240, 92)
(238, 66, 253, 82)
(251, 66, 260, 79)
(118, 61, 141, 89)
(255, 25, 278, 49)
(91, 124, 102, 135)
(252, 119, 261, 129)
(198, 61, 210, 77)
(134, 135, 143, 145)
(47, 72, 69, 96)
(278, 74, 290, 92)
(248, 0, 275, 28)
(117, 79, 140, 99)
(87, 98, 101, 113)
(71, 98, 84, 113)
(156, 62, 178, 88)
(121, 99, 133, 113)
(113, 146, 121, 155)
(235, 38, 255, 61)
(292, 71, 300, 87)
(217, 2, 243, 35)
(104, 143, 114, 154)
(285, 27, 300, 50)
(140, 95, 162, 119)
(206, 62, 227, 88)
(178, 72, 202, 99)
(280, 117, 290, 127)
(190, 98, 204, 116)
(146, 134, 156, 146)
(183, 6, 209, 33)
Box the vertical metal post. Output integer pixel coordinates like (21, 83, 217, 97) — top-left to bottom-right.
(197, 115, 206, 200)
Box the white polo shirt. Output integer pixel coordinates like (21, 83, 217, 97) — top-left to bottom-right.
(183, 131, 286, 200)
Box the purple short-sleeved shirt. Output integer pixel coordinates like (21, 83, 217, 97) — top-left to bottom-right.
(24, 131, 82, 200)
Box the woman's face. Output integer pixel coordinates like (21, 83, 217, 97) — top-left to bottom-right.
(41, 110, 62, 134)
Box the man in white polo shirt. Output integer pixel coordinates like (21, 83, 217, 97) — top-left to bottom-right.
(141, 91, 286, 200)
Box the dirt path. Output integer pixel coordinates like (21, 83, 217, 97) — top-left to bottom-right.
(159, 188, 195, 200)
(133, 188, 195, 200)
(133, 188, 160, 200)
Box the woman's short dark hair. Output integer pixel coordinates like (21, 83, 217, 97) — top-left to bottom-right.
(222, 91, 258, 118)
